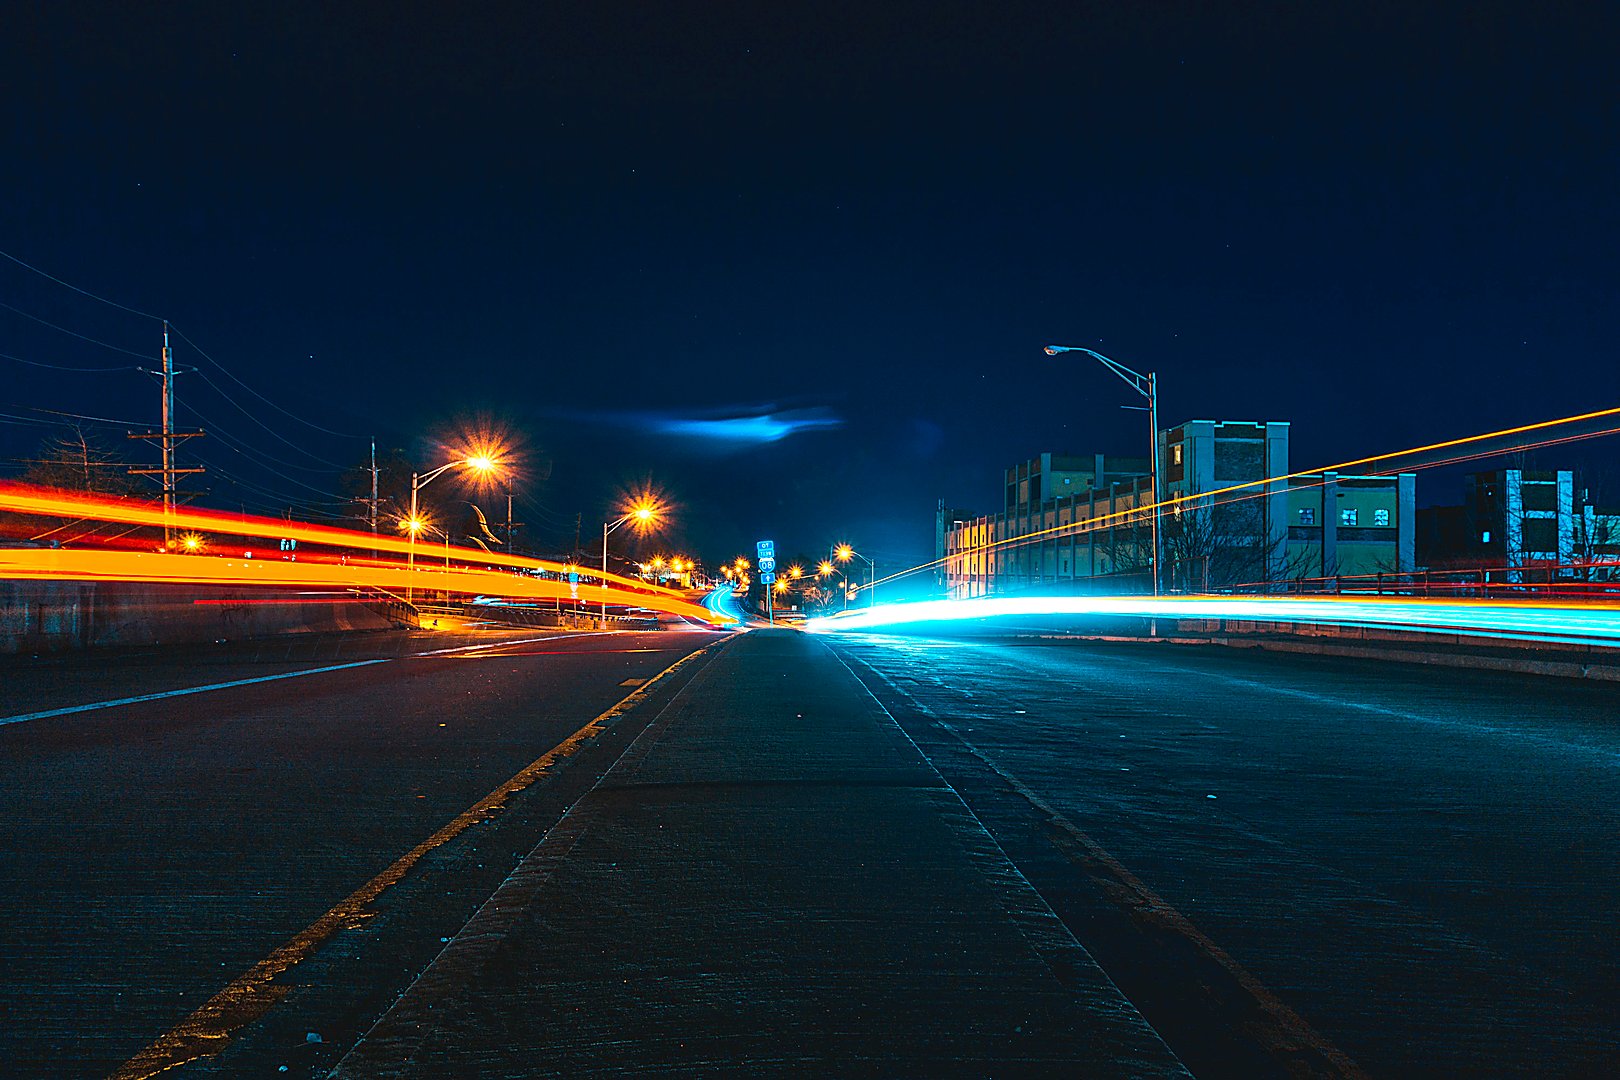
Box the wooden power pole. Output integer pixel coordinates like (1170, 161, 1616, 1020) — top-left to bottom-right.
(129, 321, 205, 548)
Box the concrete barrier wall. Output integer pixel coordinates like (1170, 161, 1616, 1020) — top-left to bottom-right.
(0, 580, 409, 655)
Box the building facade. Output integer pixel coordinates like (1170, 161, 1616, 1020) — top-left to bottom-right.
(937, 420, 1416, 598)
(1418, 468, 1620, 580)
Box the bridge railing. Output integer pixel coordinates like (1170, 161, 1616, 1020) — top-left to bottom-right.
(1227, 560, 1620, 601)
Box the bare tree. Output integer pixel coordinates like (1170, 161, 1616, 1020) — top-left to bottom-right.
(20, 427, 140, 495)
(1161, 500, 1287, 591)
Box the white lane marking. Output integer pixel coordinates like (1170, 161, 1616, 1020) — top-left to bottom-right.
(0, 659, 390, 726)
(0, 632, 607, 728)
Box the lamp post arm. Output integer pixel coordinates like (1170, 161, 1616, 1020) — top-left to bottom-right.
(416, 459, 464, 489)
(1045, 345, 1151, 400)
(1044, 343, 1161, 600)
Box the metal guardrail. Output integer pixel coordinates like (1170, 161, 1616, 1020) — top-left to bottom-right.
(350, 588, 421, 628)
(1230, 564, 1620, 601)
(417, 601, 660, 631)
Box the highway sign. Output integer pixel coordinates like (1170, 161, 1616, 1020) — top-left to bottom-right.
(758, 556, 777, 572)
(756, 539, 774, 557)
(761, 572, 776, 584)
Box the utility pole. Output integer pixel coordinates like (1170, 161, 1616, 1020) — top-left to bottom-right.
(504, 487, 522, 553)
(129, 321, 204, 548)
(370, 438, 379, 536)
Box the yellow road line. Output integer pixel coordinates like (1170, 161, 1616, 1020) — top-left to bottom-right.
(112, 638, 727, 1080)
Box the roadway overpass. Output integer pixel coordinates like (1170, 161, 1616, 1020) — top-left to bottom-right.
(1, 620, 1615, 1077)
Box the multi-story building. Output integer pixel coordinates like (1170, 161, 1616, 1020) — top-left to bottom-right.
(936, 420, 1416, 597)
(1418, 468, 1620, 580)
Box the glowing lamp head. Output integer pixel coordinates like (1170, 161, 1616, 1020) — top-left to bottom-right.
(402, 517, 426, 535)
(817, 560, 834, 577)
(773, 579, 788, 594)
(180, 532, 204, 552)
(465, 455, 497, 473)
(834, 544, 854, 563)
(789, 564, 803, 579)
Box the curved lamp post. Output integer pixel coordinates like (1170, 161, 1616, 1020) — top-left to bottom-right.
(1043, 345, 1161, 597)
(602, 501, 660, 619)
(834, 543, 875, 609)
(406, 455, 497, 604)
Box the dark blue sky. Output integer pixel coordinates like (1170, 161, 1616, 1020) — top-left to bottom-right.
(4, 1, 1618, 571)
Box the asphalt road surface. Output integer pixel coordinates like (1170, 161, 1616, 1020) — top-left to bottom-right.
(3, 625, 1616, 1078)
(827, 631, 1620, 1078)
(0, 625, 725, 1078)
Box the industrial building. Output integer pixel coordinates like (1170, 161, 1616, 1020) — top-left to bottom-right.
(1418, 468, 1620, 580)
(937, 420, 1416, 597)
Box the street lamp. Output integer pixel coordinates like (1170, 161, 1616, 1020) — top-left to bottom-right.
(1044, 345, 1161, 597)
(834, 543, 876, 608)
(408, 455, 498, 604)
(602, 499, 660, 619)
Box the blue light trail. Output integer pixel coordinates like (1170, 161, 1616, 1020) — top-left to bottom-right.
(806, 595, 1620, 648)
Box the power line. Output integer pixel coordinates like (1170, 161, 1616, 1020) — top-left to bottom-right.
(0, 247, 165, 321)
(27, 406, 152, 427)
(0, 246, 363, 442)
(0, 300, 153, 359)
(187, 371, 350, 468)
(0, 349, 138, 373)
(181, 400, 346, 475)
(168, 323, 365, 439)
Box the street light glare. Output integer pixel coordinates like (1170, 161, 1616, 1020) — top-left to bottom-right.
(465, 455, 497, 472)
(835, 544, 854, 562)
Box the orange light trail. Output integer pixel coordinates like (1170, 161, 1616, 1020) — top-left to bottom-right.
(0, 482, 685, 598)
(0, 482, 730, 624)
(0, 546, 727, 623)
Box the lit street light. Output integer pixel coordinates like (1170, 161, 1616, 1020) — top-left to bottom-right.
(1044, 345, 1161, 597)
(834, 543, 876, 609)
(408, 455, 499, 604)
(602, 499, 661, 619)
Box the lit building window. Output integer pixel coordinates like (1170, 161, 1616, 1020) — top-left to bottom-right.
(1374, 508, 1390, 526)
(1172, 444, 1183, 465)
(1341, 508, 1358, 526)
(1299, 508, 1315, 525)
(1482, 530, 1492, 543)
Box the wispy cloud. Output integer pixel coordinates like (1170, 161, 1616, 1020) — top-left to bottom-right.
(548, 404, 843, 450)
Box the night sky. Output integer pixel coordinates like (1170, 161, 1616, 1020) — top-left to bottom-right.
(5, 2, 1619, 575)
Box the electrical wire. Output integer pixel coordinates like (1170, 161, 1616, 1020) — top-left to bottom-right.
(168, 323, 365, 439)
(0, 349, 138, 373)
(181, 399, 350, 476)
(0, 300, 154, 359)
(0, 246, 364, 443)
(27, 406, 152, 427)
(0, 247, 166, 321)
(187, 371, 350, 468)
